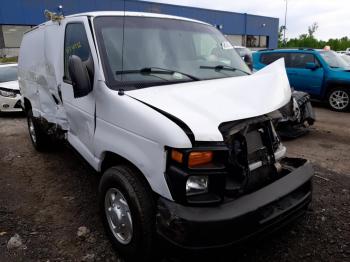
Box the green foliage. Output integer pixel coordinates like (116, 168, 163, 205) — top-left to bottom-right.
(0, 56, 18, 63)
(278, 22, 350, 51)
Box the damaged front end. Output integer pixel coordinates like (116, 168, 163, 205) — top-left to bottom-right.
(158, 116, 313, 249)
(277, 91, 316, 138)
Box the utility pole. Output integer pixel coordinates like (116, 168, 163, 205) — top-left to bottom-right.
(283, 0, 288, 45)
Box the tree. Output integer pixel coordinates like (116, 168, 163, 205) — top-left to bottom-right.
(278, 25, 286, 46)
(308, 22, 319, 38)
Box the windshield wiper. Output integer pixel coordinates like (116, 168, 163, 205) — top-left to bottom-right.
(116, 67, 200, 81)
(200, 65, 250, 75)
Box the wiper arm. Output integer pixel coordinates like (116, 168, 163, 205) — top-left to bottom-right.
(200, 65, 250, 75)
(116, 67, 200, 81)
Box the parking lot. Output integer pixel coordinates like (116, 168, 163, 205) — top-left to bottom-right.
(0, 105, 349, 262)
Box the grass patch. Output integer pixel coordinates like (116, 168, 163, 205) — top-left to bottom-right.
(0, 57, 18, 63)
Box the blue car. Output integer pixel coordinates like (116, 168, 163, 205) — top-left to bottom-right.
(253, 48, 350, 112)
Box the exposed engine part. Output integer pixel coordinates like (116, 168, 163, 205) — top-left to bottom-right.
(219, 117, 285, 198)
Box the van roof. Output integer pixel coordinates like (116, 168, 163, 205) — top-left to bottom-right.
(44, 11, 210, 26)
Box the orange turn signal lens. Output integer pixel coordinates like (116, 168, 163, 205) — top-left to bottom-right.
(188, 151, 213, 168)
(171, 150, 183, 164)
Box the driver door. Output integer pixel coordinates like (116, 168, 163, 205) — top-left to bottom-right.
(60, 18, 97, 163)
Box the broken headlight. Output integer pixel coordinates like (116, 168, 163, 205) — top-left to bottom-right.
(166, 146, 228, 205)
(0, 88, 16, 98)
(186, 176, 209, 196)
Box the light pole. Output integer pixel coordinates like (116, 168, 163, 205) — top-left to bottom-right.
(283, 0, 288, 45)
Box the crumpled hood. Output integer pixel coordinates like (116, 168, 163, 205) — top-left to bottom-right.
(0, 80, 19, 90)
(126, 59, 291, 142)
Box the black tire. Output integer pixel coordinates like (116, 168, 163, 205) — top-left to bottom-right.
(99, 165, 157, 262)
(26, 109, 50, 151)
(327, 88, 350, 112)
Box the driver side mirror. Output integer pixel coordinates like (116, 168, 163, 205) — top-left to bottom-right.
(68, 55, 93, 98)
(305, 62, 319, 70)
(243, 54, 253, 71)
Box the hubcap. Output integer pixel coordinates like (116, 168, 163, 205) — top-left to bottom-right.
(28, 118, 37, 144)
(329, 90, 349, 110)
(104, 188, 133, 245)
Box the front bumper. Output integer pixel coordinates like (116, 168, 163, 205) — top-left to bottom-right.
(0, 94, 22, 112)
(156, 158, 313, 249)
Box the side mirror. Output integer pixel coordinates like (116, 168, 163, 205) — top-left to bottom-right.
(243, 54, 253, 71)
(68, 55, 92, 98)
(305, 62, 318, 70)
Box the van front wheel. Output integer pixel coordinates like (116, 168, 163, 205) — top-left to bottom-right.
(327, 88, 350, 112)
(99, 166, 157, 262)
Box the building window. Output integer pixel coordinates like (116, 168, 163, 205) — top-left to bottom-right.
(2, 25, 32, 48)
(246, 35, 269, 48)
(225, 35, 243, 46)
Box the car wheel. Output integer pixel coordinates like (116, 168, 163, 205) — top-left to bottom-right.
(327, 88, 350, 112)
(99, 165, 157, 262)
(27, 109, 50, 151)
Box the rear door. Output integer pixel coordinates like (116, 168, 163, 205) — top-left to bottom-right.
(287, 52, 324, 95)
(256, 52, 287, 71)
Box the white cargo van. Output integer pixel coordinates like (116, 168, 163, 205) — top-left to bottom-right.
(19, 11, 313, 261)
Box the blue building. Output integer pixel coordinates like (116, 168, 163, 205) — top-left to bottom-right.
(0, 0, 279, 57)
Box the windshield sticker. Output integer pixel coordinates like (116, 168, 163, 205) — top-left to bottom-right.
(221, 41, 233, 50)
(65, 41, 82, 55)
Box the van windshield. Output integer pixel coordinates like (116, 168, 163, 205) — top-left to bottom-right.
(0, 66, 18, 83)
(93, 16, 250, 90)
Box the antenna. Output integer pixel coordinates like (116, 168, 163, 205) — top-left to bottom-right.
(120, 0, 126, 82)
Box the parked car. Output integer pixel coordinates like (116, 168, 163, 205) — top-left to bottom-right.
(0, 63, 22, 112)
(340, 53, 350, 65)
(19, 12, 313, 261)
(253, 48, 350, 112)
(234, 46, 253, 70)
(237, 49, 315, 138)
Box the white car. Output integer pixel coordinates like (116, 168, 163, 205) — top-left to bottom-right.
(340, 54, 350, 65)
(0, 63, 22, 112)
(19, 11, 313, 261)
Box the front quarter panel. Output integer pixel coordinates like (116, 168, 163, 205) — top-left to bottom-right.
(94, 82, 192, 200)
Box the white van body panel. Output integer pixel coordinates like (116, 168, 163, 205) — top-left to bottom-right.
(93, 83, 192, 200)
(18, 25, 46, 118)
(18, 22, 69, 129)
(127, 59, 291, 141)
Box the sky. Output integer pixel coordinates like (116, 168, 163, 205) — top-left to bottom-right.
(141, 0, 349, 40)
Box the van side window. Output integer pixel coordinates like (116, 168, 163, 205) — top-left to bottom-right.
(64, 23, 92, 81)
(289, 53, 319, 68)
(260, 53, 288, 65)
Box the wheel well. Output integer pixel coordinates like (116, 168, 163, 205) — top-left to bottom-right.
(101, 152, 142, 175)
(100, 152, 153, 191)
(23, 97, 32, 114)
(325, 84, 349, 98)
